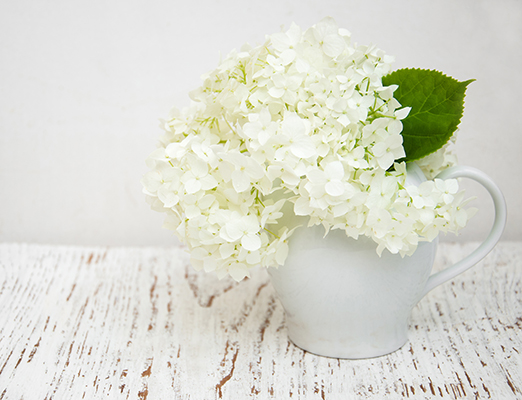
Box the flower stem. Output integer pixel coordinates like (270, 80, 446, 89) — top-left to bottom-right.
(264, 227, 280, 239)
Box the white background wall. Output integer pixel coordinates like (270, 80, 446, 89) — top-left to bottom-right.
(1, 0, 520, 247)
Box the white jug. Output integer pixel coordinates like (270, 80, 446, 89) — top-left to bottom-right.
(268, 164, 507, 359)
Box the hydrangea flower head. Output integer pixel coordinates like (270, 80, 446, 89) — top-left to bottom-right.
(142, 18, 474, 281)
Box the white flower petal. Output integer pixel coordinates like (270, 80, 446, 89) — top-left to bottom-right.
(325, 181, 345, 196)
(275, 241, 289, 265)
(228, 263, 250, 281)
(268, 87, 285, 98)
(231, 170, 251, 193)
(325, 161, 344, 179)
(395, 107, 411, 120)
(219, 243, 236, 259)
(184, 179, 201, 194)
(322, 34, 346, 58)
(241, 234, 261, 251)
(290, 138, 316, 158)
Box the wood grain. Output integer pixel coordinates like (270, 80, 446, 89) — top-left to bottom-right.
(0, 242, 521, 399)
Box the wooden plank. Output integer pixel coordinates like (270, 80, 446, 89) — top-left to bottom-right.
(0, 242, 520, 399)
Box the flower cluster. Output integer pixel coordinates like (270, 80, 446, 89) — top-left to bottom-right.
(142, 18, 475, 281)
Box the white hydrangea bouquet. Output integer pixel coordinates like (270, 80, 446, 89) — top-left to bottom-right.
(142, 17, 476, 281)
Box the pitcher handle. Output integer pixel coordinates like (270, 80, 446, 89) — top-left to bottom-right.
(421, 165, 507, 297)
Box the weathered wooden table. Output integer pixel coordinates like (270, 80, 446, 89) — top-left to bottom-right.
(0, 242, 520, 399)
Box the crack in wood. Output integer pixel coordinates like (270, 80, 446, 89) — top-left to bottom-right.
(142, 362, 153, 378)
(503, 366, 519, 395)
(216, 342, 239, 398)
(137, 388, 148, 399)
(27, 336, 42, 362)
(259, 296, 276, 342)
(482, 383, 491, 398)
(64, 342, 74, 367)
(66, 284, 76, 301)
(184, 263, 238, 307)
(13, 348, 25, 370)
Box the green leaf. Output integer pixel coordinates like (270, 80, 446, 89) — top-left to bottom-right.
(382, 68, 474, 162)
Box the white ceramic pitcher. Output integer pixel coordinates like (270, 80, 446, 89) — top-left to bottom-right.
(268, 164, 507, 359)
